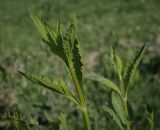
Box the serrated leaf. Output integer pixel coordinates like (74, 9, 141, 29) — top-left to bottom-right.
(85, 72, 121, 95)
(30, 11, 69, 66)
(102, 106, 124, 130)
(112, 91, 126, 125)
(63, 19, 76, 49)
(18, 71, 79, 106)
(71, 37, 83, 86)
(30, 12, 83, 86)
(111, 47, 123, 80)
(123, 44, 146, 87)
(62, 18, 77, 65)
(30, 11, 48, 41)
(64, 18, 83, 87)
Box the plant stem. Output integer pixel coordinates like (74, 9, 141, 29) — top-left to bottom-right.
(82, 108, 92, 130)
(120, 80, 131, 130)
(124, 97, 131, 130)
(69, 68, 91, 130)
(69, 68, 85, 106)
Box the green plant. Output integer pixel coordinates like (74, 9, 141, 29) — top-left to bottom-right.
(17, 11, 155, 130)
(86, 44, 148, 130)
(18, 11, 91, 130)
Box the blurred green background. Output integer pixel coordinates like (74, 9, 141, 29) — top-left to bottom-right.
(0, 0, 160, 130)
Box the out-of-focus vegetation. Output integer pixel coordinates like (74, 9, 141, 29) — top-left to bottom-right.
(0, 0, 160, 130)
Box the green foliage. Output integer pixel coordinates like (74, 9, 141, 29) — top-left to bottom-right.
(18, 71, 79, 106)
(87, 44, 147, 130)
(0, 110, 38, 130)
(100, 92, 126, 130)
(111, 47, 123, 81)
(71, 37, 83, 87)
(102, 106, 124, 130)
(2, 7, 155, 130)
(30, 12, 83, 87)
(111, 92, 126, 125)
(0, 1, 159, 130)
(123, 44, 146, 89)
(18, 12, 150, 130)
(19, 12, 91, 130)
(85, 72, 121, 94)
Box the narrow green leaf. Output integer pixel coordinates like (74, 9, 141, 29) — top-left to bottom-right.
(111, 46, 123, 80)
(102, 106, 124, 130)
(112, 91, 126, 125)
(85, 72, 121, 95)
(18, 71, 79, 106)
(123, 44, 146, 87)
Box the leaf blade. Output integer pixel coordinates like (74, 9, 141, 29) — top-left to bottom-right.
(111, 91, 126, 125)
(123, 44, 146, 87)
(30, 11, 69, 66)
(71, 37, 83, 86)
(85, 72, 121, 94)
(111, 47, 123, 80)
(102, 106, 124, 130)
(18, 71, 79, 106)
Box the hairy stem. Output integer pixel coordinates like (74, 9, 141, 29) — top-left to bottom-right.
(124, 97, 131, 130)
(69, 68, 85, 106)
(82, 108, 92, 130)
(69, 68, 91, 130)
(120, 80, 131, 130)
